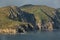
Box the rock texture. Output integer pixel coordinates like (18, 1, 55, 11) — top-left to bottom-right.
(0, 5, 60, 34)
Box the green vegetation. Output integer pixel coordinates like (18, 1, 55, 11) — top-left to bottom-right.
(0, 6, 28, 29)
(20, 5, 55, 23)
(0, 5, 59, 30)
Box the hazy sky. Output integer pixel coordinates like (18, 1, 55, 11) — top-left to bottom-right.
(0, 0, 60, 8)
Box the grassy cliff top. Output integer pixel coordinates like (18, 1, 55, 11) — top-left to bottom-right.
(0, 5, 56, 29)
(20, 5, 56, 23)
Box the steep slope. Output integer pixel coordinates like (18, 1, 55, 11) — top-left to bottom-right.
(54, 8, 60, 29)
(20, 4, 57, 31)
(0, 5, 60, 34)
(0, 6, 36, 33)
(0, 6, 21, 29)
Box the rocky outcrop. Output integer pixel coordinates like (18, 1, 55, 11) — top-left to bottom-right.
(17, 24, 34, 33)
(0, 24, 34, 34)
(6, 6, 60, 32)
(1, 5, 60, 34)
(8, 6, 37, 31)
(0, 29, 16, 34)
(37, 21, 53, 31)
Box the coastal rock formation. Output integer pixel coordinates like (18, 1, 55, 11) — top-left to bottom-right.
(0, 29, 16, 34)
(0, 5, 60, 34)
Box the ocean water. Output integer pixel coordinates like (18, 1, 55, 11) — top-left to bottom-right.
(0, 31, 60, 40)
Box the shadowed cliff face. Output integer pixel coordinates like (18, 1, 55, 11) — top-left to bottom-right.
(8, 6, 37, 32)
(0, 5, 60, 34)
(54, 9, 60, 29)
(9, 6, 36, 23)
(20, 4, 60, 31)
(10, 7, 36, 23)
(8, 5, 60, 31)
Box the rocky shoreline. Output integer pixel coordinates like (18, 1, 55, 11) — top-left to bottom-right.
(0, 29, 16, 34)
(0, 5, 60, 34)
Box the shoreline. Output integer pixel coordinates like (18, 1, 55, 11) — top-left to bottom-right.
(0, 28, 59, 34)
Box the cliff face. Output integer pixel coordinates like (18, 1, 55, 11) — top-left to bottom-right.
(20, 5, 55, 31)
(20, 5, 60, 31)
(0, 5, 60, 34)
